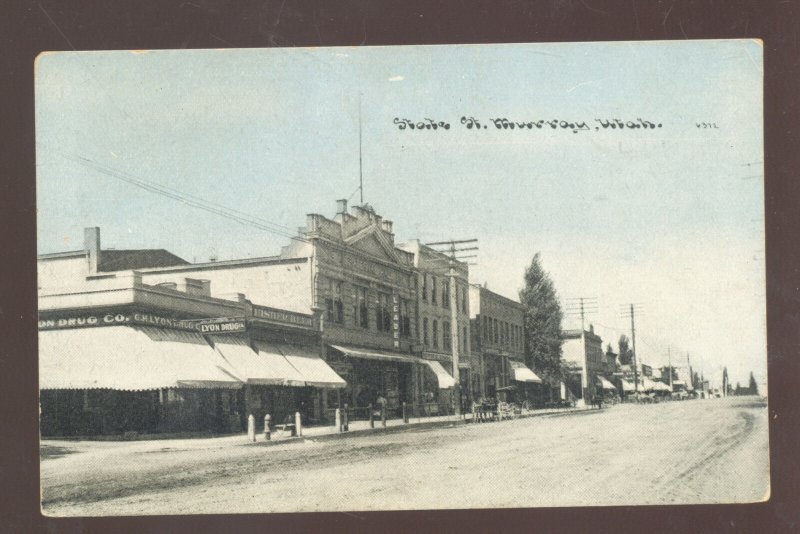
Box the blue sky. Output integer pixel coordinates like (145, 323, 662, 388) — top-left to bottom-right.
(35, 41, 765, 389)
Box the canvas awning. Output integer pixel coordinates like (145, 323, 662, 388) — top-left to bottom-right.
(509, 360, 542, 383)
(208, 334, 291, 386)
(596, 376, 618, 391)
(39, 326, 244, 391)
(423, 360, 456, 389)
(329, 344, 421, 364)
(251, 341, 307, 387)
(620, 379, 636, 392)
(272, 343, 346, 389)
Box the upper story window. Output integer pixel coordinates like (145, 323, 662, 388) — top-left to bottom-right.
(443, 321, 452, 350)
(463, 326, 469, 353)
(399, 298, 411, 337)
(461, 287, 467, 314)
(423, 317, 429, 346)
(483, 315, 489, 340)
(431, 277, 438, 305)
(432, 319, 439, 348)
(422, 274, 428, 302)
(442, 280, 449, 308)
(355, 286, 369, 329)
(376, 292, 391, 332)
(325, 278, 344, 324)
(493, 318, 499, 344)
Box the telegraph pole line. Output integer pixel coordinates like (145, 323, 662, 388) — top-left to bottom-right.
(426, 238, 478, 417)
(565, 296, 597, 404)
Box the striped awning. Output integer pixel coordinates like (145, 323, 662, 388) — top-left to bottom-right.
(39, 326, 244, 391)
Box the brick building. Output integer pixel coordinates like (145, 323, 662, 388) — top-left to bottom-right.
(469, 285, 539, 402)
(399, 240, 471, 413)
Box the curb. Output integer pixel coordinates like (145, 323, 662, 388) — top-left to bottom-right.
(245, 406, 595, 447)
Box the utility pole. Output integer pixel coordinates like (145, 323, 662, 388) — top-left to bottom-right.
(687, 352, 693, 391)
(667, 346, 673, 391)
(621, 303, 643, 394)
(426, 239, 478, 417)
(565, 297, 597, 404)
(358, 95, 364, 204)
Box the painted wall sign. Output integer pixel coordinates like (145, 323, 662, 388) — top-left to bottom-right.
(251, 305, 314, 328)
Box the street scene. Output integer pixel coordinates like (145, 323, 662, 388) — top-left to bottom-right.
(41, 397, 769, 515)
(36, 41, 767, 514)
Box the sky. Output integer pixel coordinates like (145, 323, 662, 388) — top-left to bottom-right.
(35, 41, 765, 390)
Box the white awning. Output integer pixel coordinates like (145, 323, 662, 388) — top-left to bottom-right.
(423, 360, 456, 389)
(329, 344, 421, 364)
(208, 334, 289, 386)
(620, 379, 636, 392)
(39, 326, 244, 391)
(273, 343, 346, 389)
(509, 360, 542, 383)
(596, 376, 617, 391)
(252, 341, 307, 387)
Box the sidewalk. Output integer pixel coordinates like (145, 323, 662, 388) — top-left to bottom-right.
(251, 404, 593, 444)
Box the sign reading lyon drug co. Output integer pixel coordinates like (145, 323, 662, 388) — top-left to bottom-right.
(38, 312, 246, 333)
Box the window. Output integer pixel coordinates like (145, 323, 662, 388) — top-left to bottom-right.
(494, 318, 499, 344)
(376, 292, 391, 332)
(442, 280, 449, 308)
(463, 326, 468, 353)
(423, 317, 429, 346)
(483, 315, 488, 340)
(443, 321, 451, 350)
(399, 298, 411, 337)
(325, 279, 344, 324)
(461, 287, 467, 314)
(355, 286, 369, 329)
(432, 319, 439, 348)
(432, 278, 438, 305)
(422, 274, 428, 302)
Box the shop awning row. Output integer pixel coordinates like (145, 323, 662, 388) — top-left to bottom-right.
(39, 326, 244, 391)
(509, 360, 542, 383)
(39, 327, 345, 391)
(330, 344, 460, 390)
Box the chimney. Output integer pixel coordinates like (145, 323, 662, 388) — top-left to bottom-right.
(336, 199, 348, 216)
(381, 220, 394, 234)
(84, 227, 101, 273)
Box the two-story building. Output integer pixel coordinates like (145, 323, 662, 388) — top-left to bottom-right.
(398, 240, 471, 413)
(469, 285, 540, 403)
(37, 230, 341, 436)
(561, 325, 609, 405)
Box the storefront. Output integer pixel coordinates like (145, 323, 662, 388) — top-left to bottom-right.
(39, 302, 346, 437)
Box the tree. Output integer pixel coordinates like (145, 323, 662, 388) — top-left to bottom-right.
(618, 335, 633, 365)
(748, 372, 759, 396)
(519, 253, 564, 387)
(722, 366, 729, 397)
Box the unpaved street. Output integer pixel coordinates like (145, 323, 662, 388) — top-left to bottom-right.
(41, 397, 769, 515)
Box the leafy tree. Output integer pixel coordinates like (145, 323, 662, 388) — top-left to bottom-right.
(748, 372, 759, 396)
(519, 253, 564, 386)
(618, 334, 633, 365)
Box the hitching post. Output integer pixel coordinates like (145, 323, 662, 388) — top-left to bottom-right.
(247, 414, 255, 442)
(264, 414, 271, 441)
(295, 411, 302, 437)
(335, 408, 342, 432)
(403, 401, 408, 423)
(343, 403, 349, 432)
(369, 403, 374, 428)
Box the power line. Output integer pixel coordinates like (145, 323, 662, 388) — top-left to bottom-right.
(60, 152, 310, 244)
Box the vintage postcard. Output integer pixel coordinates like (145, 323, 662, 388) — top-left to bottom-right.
(36, 40, 767, 515)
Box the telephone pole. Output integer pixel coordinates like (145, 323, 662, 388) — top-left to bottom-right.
(621, 304, 644, 393)
(565, 297, 597, 403)
(426, 238, 478, 417)
(667, 346, 673, 390)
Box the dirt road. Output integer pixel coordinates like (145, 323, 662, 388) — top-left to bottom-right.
(41, 397, 769, 515)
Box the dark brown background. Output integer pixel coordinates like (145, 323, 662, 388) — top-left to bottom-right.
(4, 1, 798, 532)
